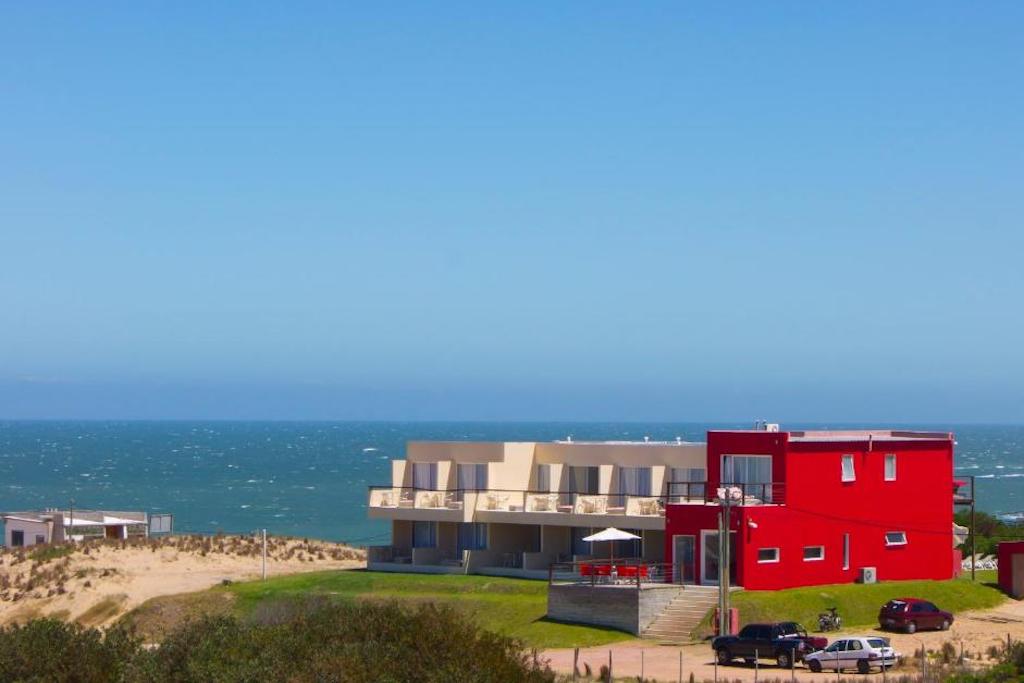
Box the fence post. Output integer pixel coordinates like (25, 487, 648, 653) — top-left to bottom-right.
(572, 647, 579, 682)
(754, 649, 759, 683)
(641, 649, 644, 681)
(679, 649, 683, 683)
(608, 650, 613, 683)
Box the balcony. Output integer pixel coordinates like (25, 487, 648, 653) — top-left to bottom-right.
(368, 487, 668, 528)
(367, 487, 477, 522)
(665, 481, 786, 506)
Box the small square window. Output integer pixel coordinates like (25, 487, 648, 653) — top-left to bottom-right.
(757, 547, 780, 563)
(841, 455, 856, 482)
(885, 531, 907, 546)
(884, 454, 897, 481)
(803, 545, 825, 561)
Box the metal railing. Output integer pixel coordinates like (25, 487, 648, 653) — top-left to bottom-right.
(369, 482, 786, 512)
(665, 481, 785, 505)
(367, 487, 465, 510)
(368, 487, 667, 516)
(548, 560, 672, 589)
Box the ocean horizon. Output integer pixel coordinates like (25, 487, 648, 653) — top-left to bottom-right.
(1, 420, 1021, 544)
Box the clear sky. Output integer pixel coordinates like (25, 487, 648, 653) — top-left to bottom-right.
(1, 3, 1022, 422)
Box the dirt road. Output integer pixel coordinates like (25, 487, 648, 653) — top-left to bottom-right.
(543, 598, 1024, 682)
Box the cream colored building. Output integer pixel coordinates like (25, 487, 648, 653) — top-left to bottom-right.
(367, 438, 707, 577)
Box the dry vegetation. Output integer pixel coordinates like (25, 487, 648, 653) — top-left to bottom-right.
(0, 534, 364, 628)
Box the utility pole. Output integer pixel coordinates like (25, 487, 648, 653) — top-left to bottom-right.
(261, 529, 267, 580)
(718, 486, 739, 637)
(68, 498, 74, 543)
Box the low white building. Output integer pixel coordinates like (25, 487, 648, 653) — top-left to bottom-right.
(2, 509, 149, 547)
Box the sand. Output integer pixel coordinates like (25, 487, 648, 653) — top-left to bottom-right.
(0, 535, 365, 628)
(543, 597, 1024, 681)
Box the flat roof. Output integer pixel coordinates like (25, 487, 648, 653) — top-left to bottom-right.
(708, 429, 953, 442)
(552, 439, 701, 446)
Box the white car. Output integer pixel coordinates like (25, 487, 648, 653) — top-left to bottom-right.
(805, 637, 900, 674)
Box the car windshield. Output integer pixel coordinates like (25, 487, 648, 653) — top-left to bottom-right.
(884, 600, 907, 612)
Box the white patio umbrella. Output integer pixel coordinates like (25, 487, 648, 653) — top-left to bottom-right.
(582, 527, 641, 564)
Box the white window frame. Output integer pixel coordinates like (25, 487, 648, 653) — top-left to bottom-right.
(885, 531, 908, 547)
(803, 545, 825, 562)
(841, 454, 856, 482)
(884, 454, 897, 481)
(842, 533, 850, 570)
(757, 547, 780, 564)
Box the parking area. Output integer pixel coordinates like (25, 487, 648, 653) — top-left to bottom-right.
(543, 598, 1024, 681)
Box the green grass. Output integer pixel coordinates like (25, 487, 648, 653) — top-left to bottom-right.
(727, 575, 1007, 631)
(131, 570, 634, 649)
(28, 544, 75, 563)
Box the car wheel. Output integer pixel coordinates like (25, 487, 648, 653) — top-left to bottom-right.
(941, 619, 950, 631)
(857, 659, 870, 674)
(777, 652, 792, 669)
(906, 621, 917, 634)
(717, 649, 732, 665)
(809, 660, 823, 673)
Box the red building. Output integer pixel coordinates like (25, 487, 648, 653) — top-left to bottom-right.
(664, 428, 957, 590)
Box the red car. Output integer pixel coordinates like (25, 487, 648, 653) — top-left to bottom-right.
(878, 598, 953, 634)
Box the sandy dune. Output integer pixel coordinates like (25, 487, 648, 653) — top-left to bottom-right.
(0, 536, 365, 628)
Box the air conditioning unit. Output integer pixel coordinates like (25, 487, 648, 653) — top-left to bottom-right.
(860, 567, 877, 584)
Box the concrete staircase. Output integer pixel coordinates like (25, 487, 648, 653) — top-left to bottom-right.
(641, 585, 720, 642)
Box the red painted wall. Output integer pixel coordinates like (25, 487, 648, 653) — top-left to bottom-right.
(666, 431, 956, 590)
(998, 541, 1024, 597)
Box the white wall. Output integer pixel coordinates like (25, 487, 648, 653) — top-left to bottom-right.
(5, 519, 50, 547)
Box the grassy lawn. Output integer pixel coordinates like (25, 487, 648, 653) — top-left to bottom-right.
(727, 574, 1006, 631)
(126, 570, 635, 650)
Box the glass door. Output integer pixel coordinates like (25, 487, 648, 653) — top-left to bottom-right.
(673, 535, 696, 584)
(701, 530, 737, 585)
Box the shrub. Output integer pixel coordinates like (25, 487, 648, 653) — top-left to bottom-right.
(0, 601, 553, 682)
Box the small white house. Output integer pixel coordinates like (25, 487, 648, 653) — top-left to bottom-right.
(2, 509, 149, 547)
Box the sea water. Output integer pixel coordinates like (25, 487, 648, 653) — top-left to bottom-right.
(0, 421, 1020, 543)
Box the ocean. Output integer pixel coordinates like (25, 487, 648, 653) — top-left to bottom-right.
(0, 421, 1021, 544)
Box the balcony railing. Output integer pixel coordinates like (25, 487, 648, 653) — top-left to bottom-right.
(368, 487, 666, 517)
(367, 487, 466, 510)
(548, 560, 673, 589)
(665, 481, 785, 505)
(368, 482, 786, 514)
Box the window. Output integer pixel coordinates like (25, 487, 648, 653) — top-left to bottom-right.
(567, 466, 600, 494)
(613, 528, 642, 559)
(841, 454, 856, 482)
(457, 463, 488, 492)
(570, 527, 593, 556)
(536, 464, 551, 492)
(412, 462, 437, 490)
(34, 535, 45, 545)
(618, 466, 652, 505)
(457, 523, 487, 552)
(722, 455, 773, 501)
(412, 521, 437, 548)
(885, 531, 907, 546)
(10, 530, 24, 547)
(884, 454, 897, 481)
(848, 640, 863, 651)
(842, 533, 850, 570)
(669, 467, 706, 501)
(757, 547, 780, 563)
(803, 545, 825, 561)
(825, 640, 846, 653)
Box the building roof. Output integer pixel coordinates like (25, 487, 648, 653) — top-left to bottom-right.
(1, 509, 147, 525)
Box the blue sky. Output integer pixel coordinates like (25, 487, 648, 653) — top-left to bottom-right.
(1, 3, 1022, 421)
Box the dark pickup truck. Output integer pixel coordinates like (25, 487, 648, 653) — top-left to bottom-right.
(712, 622, 828, 668)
